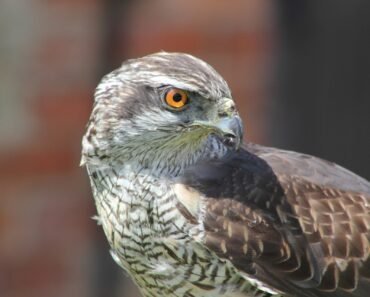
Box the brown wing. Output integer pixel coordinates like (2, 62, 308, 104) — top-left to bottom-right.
(175, 143, 370, 297)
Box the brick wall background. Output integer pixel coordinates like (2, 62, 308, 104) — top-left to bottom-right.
(0, 1, 274, 297)
(1, 1, 369, 297)
(1, 1, 102, 297)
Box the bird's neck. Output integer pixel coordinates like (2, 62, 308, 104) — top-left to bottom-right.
(141, 135, 229, 178)
(85, 133, 229, 179)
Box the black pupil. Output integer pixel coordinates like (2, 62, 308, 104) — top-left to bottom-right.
(173, 93, 183, 102)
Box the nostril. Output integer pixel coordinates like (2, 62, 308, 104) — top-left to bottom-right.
(218, 104, 236, 117)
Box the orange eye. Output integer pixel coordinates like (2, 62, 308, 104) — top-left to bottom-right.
(165, 88, 189, 109)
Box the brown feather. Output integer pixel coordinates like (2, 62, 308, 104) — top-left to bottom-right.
(176, 143, 370, 296)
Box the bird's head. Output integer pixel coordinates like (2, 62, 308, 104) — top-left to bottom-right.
(81, 52, 243, 173)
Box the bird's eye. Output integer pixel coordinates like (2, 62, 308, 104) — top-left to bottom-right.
(165, 88, 189, 109)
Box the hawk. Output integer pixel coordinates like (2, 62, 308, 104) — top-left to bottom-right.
(81, 52, 370, 297)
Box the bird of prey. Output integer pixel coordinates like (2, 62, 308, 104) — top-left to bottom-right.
(81, 52, 370, 297)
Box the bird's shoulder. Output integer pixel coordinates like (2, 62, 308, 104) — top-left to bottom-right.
(246, 143, 370, 195)
(174, 143, 370, 296)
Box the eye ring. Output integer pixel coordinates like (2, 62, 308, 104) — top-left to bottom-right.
(164, 88, 189, 109)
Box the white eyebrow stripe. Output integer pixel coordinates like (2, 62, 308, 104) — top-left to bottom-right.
(148, 76, 199, 91)
(118, 70, 203, 93)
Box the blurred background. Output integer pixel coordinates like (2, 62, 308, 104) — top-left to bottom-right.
(1, 1, 369, 297)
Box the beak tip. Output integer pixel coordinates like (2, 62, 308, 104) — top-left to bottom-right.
(217, 116, 243, 149)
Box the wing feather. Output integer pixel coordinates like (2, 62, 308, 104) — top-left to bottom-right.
(175, 143, 370, 297)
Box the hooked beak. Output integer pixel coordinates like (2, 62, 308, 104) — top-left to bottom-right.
(214, 115, 243, 149)
(190, 115, 243, 150)
(189, 98, 243, 149)
(213, 97, 243, 149)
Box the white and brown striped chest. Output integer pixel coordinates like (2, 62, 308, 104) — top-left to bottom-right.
(86, 164, 268, 297)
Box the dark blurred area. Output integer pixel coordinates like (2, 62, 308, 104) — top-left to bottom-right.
(272, 0, 370, 179)
(0, 1, 369, 297)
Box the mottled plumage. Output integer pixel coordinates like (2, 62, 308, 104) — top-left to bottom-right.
(81, 52, 370, 297)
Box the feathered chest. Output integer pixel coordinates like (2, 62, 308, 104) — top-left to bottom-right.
(89, 166, 193, 248)
(87, 165, 258, 297)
